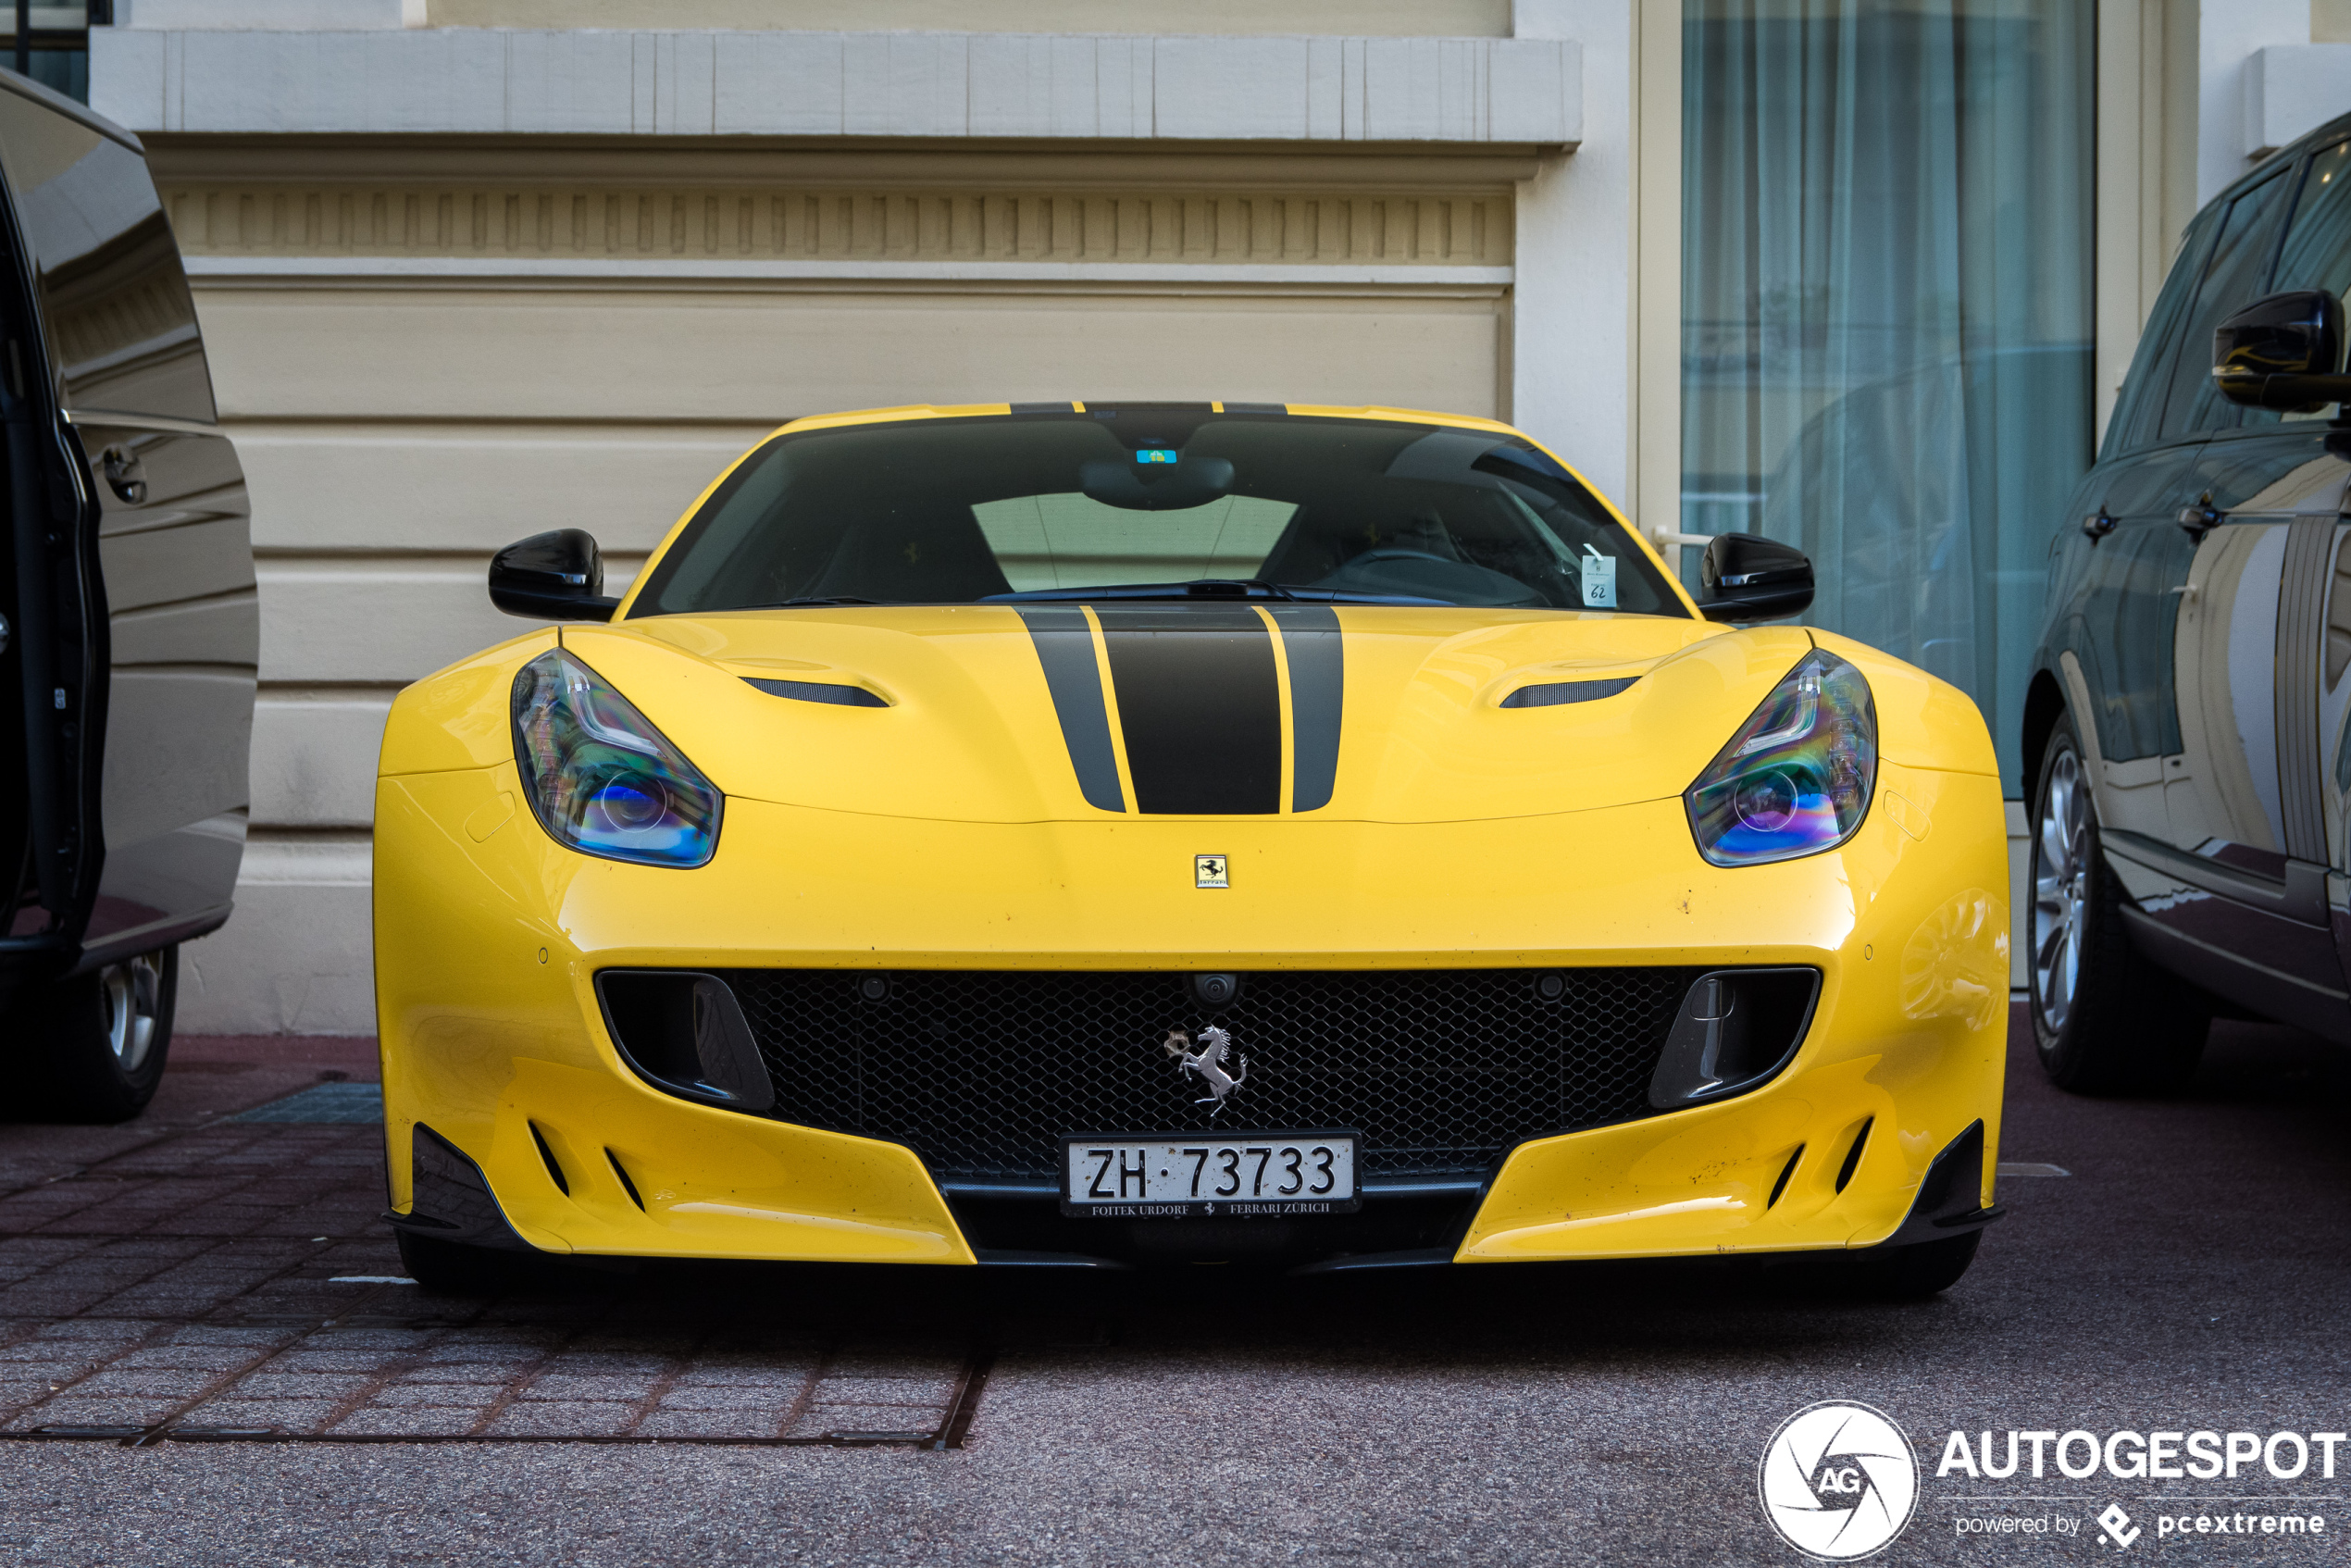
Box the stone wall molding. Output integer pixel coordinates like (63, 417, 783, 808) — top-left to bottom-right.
(161, 181, 1512, 268)
(93, 28, 1581, 146)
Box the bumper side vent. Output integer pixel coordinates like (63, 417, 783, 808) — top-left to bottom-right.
(528, 1121, 568, 1195)
(596, 970, 774, 1113)
(1835, 1117, 1873, 1194)
(606, 1149, 645, 1211)
(1647, 967, 1822, 1109)
(1767, 1144, 1803, 1209)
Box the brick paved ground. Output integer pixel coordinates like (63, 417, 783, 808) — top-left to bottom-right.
(0, 1014, 2346, 1565)
(0, 1040, 994, 1448)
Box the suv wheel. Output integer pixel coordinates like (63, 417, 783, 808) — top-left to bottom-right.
(2030, 714, 2206, 1092)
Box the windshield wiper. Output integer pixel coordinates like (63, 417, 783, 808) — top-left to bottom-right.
(986, 579, 1443, 606)
(988, 579, 1289, 603)
(763, 595, 883, 608)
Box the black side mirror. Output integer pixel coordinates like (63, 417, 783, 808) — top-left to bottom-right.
(1697, 531, 1813, 623)
(489, 529, 619, 621)
(2213, 289, 2351, 412)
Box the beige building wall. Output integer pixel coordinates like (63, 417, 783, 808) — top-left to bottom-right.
(90, 8, 1604, 1032)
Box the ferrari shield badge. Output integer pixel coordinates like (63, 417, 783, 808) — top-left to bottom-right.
(1164, 1025, 1248, 1119)
(1195, 853, 1228, 888)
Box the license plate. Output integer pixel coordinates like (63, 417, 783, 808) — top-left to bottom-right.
(1059, 1133, 1361, 1217)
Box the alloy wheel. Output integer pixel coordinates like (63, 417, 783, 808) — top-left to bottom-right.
(2033, 747, 2089, 1032)
(103, 951, 164, 1076)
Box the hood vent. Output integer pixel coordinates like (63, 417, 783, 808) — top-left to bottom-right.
(1501, 676, 1639, 708)
(743, 677, 887, 708)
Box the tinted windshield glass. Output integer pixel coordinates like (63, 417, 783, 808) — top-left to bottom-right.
(631, 410, 1686, 617)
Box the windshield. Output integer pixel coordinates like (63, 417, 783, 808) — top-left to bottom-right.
(630, 408, 1686, 617)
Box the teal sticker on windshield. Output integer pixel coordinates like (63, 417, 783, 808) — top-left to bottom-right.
(1136, 448, 1178, 464)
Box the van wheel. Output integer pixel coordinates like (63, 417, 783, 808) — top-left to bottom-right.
(2030, 715, 2207, 1092)
(22, 946, 177, 1123)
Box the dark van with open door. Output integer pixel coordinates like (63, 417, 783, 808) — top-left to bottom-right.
(2026, 110, 2351, 1091)
(0, 72, 255, 1119)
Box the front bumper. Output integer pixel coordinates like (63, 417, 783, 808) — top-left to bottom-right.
(373, 758, 2009, 1268)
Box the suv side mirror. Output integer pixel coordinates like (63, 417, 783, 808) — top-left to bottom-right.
(2213, 289, 2351, 412)
(1697, 531, 1814, 623)
(489, 529, 620, 621)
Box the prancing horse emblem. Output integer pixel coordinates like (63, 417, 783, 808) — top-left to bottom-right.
(1163, 1025, 1248, 1119)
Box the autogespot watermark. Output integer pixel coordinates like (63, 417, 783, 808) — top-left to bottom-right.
(1759, 1401, 1922, 1561)
(1760, 1407, 2344, 1557)
(1936, 1427, 2349, 1484)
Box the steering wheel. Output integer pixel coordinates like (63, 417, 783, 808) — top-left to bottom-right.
(1311, 545, 1549, 609)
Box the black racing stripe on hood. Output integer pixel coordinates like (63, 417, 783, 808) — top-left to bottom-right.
(1266, 604, 1342, 811)
(1096, 603, 1281, 815)
(1015, 606, 1126, 812)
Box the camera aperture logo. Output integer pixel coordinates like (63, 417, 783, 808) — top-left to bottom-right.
(1760, 1401, 1922, 1561)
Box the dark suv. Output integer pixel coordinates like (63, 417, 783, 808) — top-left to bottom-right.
(0, 73, 255, 1119)
(2027, 110, 2351, 1089)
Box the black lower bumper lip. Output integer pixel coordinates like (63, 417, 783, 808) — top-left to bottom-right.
(1287, 1247, 1455, 1275)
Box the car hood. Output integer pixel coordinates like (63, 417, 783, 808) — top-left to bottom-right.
(554, 605, 1985, 826)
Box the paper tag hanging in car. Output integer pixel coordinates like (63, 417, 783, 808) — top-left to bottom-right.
(1579, 546, 1618, 609)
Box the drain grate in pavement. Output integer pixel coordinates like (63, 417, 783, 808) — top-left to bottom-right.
(0, 1118, 994, 1447)
(233, 1083, 385, 1125)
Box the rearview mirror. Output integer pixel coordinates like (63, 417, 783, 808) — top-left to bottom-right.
(1078, 455, 1235, 511)
(1697, 532, 1813, 623)
(2212, 290, 2351, 412)
(489, 529, 620, 621)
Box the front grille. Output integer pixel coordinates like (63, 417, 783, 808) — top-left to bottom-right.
(715, 967, 1703, 1181)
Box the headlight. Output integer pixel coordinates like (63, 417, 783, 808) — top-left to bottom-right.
(1685, 649, 1875, 867)
(511, 649, 722, 867)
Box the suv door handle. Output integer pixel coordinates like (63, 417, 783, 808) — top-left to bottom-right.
(2178, 495, 2223, 537)
(99, 445, 147, 505)
(2082, 508, 2115, 541)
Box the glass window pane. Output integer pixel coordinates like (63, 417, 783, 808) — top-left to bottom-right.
(635, 414, 1687, 616)
(2270, 139, 2351, 296)
(2107, 204, 2220, 457)
(973, 494, 1299, 591)
(2255, 141, 2351, 427)
(26, 50, 89, 106)
(1681, 0, 2096, 792)
(2158, 169, 2295, 440)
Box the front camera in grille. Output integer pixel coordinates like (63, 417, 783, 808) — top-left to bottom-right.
(1187, 972, 1241, 1010)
